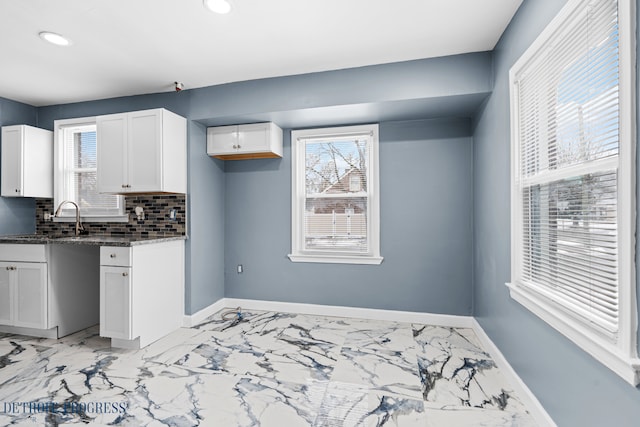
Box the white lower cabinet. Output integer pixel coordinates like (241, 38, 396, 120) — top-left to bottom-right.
(99, 240, 184, 348)
(100, 266, 132, 340)
(13, 262, 48, 329)
(0, 247, 48, 330)
(0, 266, 11, 324)
(0, 244, 100, 338)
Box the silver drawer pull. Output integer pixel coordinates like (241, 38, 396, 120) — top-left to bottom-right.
(122, 272, 128, 277)
(110, 254, 116, 258)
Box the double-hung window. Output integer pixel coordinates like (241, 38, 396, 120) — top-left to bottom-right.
(289, 124, 382, 264)
(54, 117, 125, 220)
(508, 0, 638, 384)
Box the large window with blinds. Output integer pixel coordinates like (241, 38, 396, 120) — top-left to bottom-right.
(508, 0, 637, 384)
(54, 118, 125, 220)
(289, 124, 382, 264)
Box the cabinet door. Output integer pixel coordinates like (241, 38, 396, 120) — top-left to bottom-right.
(128, 110, 162, 192)
(207, 125, 238, 155)
(1, 127, 23, 197)
(238, 123, 269, 153)
(100, 266, 132, 340)
(0, 263, 13, 325)
(97, 114, 128, 193)
(13, 263, 47, 329)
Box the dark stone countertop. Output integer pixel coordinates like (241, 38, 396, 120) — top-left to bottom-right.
(0, 234, 187, 247)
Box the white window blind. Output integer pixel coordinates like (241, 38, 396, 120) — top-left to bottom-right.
(509, 0, 639, 385)
(58, 123, 124, 218)
(290, 124, 382, 264)
(515, 0, 620, 338)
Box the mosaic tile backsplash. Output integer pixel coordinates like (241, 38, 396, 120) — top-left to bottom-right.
(35, 195, 186, 238)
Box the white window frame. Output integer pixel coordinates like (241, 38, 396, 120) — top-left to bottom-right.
(53, 117, 127, 222)
(508, 0, 639, 385)
(289, 124, 383, 265)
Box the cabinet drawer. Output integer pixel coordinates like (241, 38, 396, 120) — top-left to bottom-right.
(100, 247, 132, 267)
(0, 244, 47, 262)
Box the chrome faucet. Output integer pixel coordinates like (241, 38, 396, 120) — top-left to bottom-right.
(54, 200, 85, 236)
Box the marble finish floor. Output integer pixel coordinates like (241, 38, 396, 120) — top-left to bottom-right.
(0, 309, 537, 426)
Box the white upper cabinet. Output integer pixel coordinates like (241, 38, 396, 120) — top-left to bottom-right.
(1, 125, 53, 198)
(97, 108, 186, 194)
(207, 122, 283, 160)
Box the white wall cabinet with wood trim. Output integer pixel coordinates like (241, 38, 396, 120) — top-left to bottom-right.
(207, 122, 283, 160)
(1, 125, 53, 198)
(99, 240, 184, 349)
(97, 108, 187, 194)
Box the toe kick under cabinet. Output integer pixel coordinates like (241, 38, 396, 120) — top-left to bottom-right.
(100, 240, 184, 349)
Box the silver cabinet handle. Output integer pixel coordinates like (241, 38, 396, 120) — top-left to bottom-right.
(122, 272, 128, 277)
(110, 254, 116, 258)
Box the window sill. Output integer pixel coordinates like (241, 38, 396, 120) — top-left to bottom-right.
(288, 254, 383, 265)
(53, 215, 129, 224)
(506, 282, 640, 386)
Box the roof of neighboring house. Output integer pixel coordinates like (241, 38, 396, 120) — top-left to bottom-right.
(322, 168, 365, 194)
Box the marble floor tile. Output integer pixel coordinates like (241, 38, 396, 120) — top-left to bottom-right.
(412, 324, 528, 414)
(0, 309, 538, 426)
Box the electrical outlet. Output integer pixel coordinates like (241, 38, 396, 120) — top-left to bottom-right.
(169, 209, 177, 221)
(237, 264, 243, 274)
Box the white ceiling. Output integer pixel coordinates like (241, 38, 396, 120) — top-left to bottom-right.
(0, 0, 523, 107)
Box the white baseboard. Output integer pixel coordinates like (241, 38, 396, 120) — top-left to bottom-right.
(182, 298, 228, 327)
(472, 319, 557, 427)
(185, 297, 474, 328)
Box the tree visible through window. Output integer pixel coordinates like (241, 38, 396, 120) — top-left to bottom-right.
(290, 124, 382, 264)
(305, 138, 368, 251)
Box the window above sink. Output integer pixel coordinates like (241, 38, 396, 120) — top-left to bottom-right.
(54, 117, 126, 222)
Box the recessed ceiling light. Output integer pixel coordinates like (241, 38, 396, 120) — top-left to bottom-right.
(203, 0, 231, 14)
(39, 31, 72, 46)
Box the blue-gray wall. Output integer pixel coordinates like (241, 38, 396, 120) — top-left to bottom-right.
(224, 118, 473, 314)
(473, 1, 640, 426)
(31, 54, 488, 316)
(0, 97, 38, 235)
